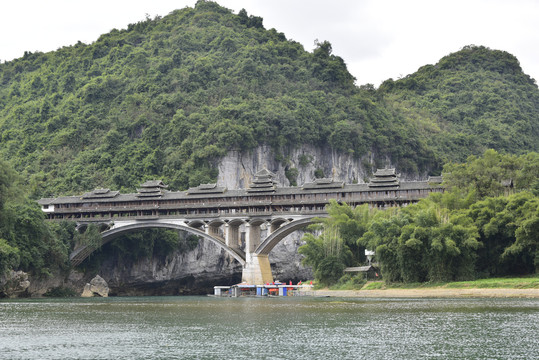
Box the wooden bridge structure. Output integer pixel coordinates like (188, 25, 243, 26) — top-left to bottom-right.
(38, 169, 443, 284)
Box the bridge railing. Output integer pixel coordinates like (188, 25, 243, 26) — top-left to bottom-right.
(46, 209, 330, 223)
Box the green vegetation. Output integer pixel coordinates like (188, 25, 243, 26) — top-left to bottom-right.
(0, 1, 538, 283)
(358, 276, 539, 290)
(1, 0, 412, 197)
(361, 282, 384, 290)
(328, 274, 367, 290)
(0, 158, 198, 277)
(444, 276, 539, 289)
(301, 150, 539, 286)
(1, 2, 537, 199)
(379, 45, 539, 163)
(0, 159, 73, 276)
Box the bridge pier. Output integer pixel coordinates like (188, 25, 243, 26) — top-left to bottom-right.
(242, 253, 273, 285)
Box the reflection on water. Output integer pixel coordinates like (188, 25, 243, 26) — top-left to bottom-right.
(1, 296, 538, 359)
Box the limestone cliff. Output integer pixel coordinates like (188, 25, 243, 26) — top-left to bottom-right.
(217, 144, 371, 189)
(100, 239, 242, 296)
(96, 234, 312, 296)
(19, 232, 312, 297)
(27, 145, 406, 297)
(217, 144, 428, 189)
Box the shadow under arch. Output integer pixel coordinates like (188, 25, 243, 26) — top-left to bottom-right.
(255, 217, 323, 256)
(69, 222, 246, 267)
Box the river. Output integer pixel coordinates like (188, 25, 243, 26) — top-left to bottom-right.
(1, 296, 537, 359)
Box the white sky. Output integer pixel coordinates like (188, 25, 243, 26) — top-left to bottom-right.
(1, 0, 538, 86)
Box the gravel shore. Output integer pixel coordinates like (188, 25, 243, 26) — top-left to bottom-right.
(313, 288, 539, 298)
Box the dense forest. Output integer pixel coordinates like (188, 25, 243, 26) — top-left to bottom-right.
(300, 150, 539, 285)
(1, 1, 538, 283)
(0, 1, 537, 199)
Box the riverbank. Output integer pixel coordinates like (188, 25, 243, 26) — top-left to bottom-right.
(314, 287, 539, 298)
(314, 277, 539, 298)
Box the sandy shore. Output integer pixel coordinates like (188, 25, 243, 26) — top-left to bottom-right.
(313, 288, 539, 298)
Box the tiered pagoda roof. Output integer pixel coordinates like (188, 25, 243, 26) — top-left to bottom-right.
(136, 180, 168, 198)
(247, 168, 277, 193)
(368, 168, 400, 188)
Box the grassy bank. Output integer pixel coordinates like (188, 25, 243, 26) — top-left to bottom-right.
(326, 275, 539, 291)
(311, 276, 539, 298)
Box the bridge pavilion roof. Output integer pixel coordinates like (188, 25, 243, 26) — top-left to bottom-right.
(41, 179, 441, 206)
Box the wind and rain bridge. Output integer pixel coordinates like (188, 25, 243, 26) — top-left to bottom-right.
(39, 169, 443, 284)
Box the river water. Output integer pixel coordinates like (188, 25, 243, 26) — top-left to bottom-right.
(1, 296, 537, 359)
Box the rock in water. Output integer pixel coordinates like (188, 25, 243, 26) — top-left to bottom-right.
(81, 283, 93, 297)
(81, 275, 109, 297)
(0, 270, 30, 298)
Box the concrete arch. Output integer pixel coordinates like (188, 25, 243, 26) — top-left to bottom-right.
(228, 219, 245, 225)
(69, 221, 246, 267)
(270, 218, 288, 226)
(187, 220, 206, 229)
(248, 218, 267, 226)
(269, 217, 288, 232)
(255, 217, 318, 256)
(207, 219, 225, 227)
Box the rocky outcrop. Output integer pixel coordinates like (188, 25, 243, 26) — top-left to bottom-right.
(217, 144, 427, 189)
(268, 231, 312, 282)
(81, 275, 109, 297)
(217, 144, 373, 189)
(99, 238, 243, 296)
(13, 234, 312, 297)
(0, 270, 30, 298)
(87, 233, 312, 296)
(22, 269, 85, 297)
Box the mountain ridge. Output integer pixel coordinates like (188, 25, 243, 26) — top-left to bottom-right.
(0, 1, 537, 199)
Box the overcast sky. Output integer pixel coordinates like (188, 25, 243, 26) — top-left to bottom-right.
(1, 0, 538, 86)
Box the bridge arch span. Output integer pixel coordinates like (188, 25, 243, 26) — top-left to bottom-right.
(227, 219, 246, 226)
(69, 221, 246, 267)
(255, 217, 322, 256)
(207, 219, 226, 227)
(186, 219, 206, 229)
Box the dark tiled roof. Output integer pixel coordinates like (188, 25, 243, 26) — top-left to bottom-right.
(248, 168, 276, 193)
(303, 179, 344, 189)
(140, 180, 168, 188)
(369, 168, 399, 188)
(373, 168, 396, 177)
(82, 188, 120, 199)
(255, 168, 276, 177)
(187, 183, 227, 194)
(37, 198, 55, 205)
(40, 178, 441, 205)
(344, 265, 377, 272)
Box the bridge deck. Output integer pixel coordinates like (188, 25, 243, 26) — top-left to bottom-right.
(40, 187, 441, 222)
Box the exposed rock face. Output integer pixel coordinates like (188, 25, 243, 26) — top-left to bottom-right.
(217, 144, 428, 189)
(99, 238, 243, 296)
(217, 144, 372, 189)
(19, 234, 312, 297)
(81, 275, 109, 297)
(21, 269, 85, 297)
(0, 270, 30, 298)
(88, 233, 312, 296)
(268, 231, 312, 282)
